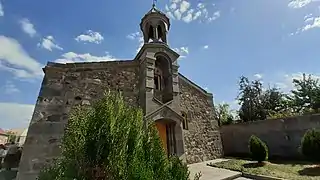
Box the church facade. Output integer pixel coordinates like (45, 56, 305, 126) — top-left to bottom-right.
(17, 6, 223, 180)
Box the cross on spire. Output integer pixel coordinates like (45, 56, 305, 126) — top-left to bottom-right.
(152, 0, 157, 8)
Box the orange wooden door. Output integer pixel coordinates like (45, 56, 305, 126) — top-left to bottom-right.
(155, 122, 167, 153)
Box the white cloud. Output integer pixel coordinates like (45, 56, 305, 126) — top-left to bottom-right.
(38, 36, 63, 51)
(0, 36, 43, 79)
(165, 0, 220, 23)
(208, 11, 221, 22)
(126, 32, 140, 40)
(180, 1, 190, 13)
(54, 52, 116, 64)
(275, 72, 320, 91)
(0, 102, 34, 129)
(75, 30, 104, 44)
(292, 15, 320, 34)
(19, 18, 37, 37)
(301, 16, 320, 31)
(0, 1, 4, 17)
(2, 81, 20, 94)
(182, 12, 193, 23)
(203, 45, 209, 49)
(170, 3, 177, 10)
(254, 73, 263, 79)
(288, 0, 313, 8)
(127, 32, 144, 53)
(197, 3, 205, 9)
(173, 46, 189, 58)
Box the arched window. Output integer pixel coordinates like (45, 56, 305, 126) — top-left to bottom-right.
(148, 25, 154, 41)
(154, 67, 162, 90)
(153, 55, 173, 103)
(181, 112, 188, 130)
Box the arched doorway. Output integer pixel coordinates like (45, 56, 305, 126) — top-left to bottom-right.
(155, 119, 176, 155)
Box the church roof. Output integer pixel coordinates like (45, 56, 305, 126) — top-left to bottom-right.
(140, 5, 170, 28)
(146, 5, 166, 16)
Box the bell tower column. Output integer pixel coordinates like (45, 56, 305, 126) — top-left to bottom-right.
(135, 5, 185, 161)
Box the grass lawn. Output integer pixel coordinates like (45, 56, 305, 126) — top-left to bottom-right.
(208, 159, 320, 180)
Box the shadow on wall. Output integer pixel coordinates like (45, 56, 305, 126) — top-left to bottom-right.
(220, 113, 320, 159)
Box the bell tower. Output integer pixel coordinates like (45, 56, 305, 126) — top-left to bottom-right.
(136, 4, 185, 160)
(140, 4, 170, 44)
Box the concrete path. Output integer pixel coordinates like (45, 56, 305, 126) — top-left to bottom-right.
(188, 159, 243, 180)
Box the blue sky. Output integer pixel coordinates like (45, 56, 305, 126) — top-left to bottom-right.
(0, 0, 320, 130)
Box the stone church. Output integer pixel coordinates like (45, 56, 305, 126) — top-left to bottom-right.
(17, 6, 223, 180)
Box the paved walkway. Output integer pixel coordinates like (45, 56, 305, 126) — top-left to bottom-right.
(188, 158, 244, 180)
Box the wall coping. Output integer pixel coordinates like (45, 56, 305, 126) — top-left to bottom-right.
(43, 60, 137, 73)
(221, 113, 320, 128)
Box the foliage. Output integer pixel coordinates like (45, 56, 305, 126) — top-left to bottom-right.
(38, 91, 197, 180)
(248, 135, 268, 163)
(214, 103, 235, 126)
(301, 129, 320, 161)
(289, 74, 320, 114)
(237, 76, 264, 122)
(6, 131, 17, 143)
(236, 74, 320, 122)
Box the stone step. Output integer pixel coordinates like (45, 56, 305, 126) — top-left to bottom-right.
(234, 177, 254, 180)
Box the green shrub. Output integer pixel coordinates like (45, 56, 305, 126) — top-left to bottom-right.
(301, 128, 320, 161)
(38, 91, 198, 180)
(248, 135, 268, 163)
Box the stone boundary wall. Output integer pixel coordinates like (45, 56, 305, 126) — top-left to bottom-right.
(220, 114, 320, 159)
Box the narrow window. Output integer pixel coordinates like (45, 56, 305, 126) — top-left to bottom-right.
(154, 68, 162, 90)
(181, 112, 188, 130)
(154, 75, 160, 90)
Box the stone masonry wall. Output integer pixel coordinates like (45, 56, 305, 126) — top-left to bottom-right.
(221, 114, 320, 159)
(179, 76, 223, 164)
(17, 61, 139, 180)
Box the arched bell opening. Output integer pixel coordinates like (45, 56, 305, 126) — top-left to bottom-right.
(153, 55, 173, 103)
(156, 22, 167, 43)
(142, 19, 168, 43)
(147, 24, 154, 42)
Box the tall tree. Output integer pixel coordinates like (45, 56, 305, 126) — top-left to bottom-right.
(261, 86, 289, 117)
(289, 73, 320, 113)
(237, 76, 265, 122)
(215, 103, 234, 126)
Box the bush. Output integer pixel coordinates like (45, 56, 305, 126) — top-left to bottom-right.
(248, 135, 268, 163)
(301, 128, 320, 161)
(38, 91, 197, 180)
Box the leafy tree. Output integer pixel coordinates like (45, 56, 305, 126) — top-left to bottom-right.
(6, 131, 17, 143)
(237, 76, 266, 122)
(288, 73, 320, 114)
(262, 87, 293, 118)
(236, 76, 294, 121)
(38, 91, 199, 180)
(249, 135, 268, 163)
(301, 129, 320, 161)
(214, 103, 235, 126)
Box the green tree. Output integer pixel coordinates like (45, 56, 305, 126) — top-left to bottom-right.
(301, 129, 320, 161)
(6, 131, 17, 143)
(262, 86, 293, 118)
(237, 76, 266, 122)
(237, 76, 292, 121)
(288, 73, 320, 114)
(214, 103, 235, 126)
(249, 135, 268, 163)
(38, 91, 199, 180)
